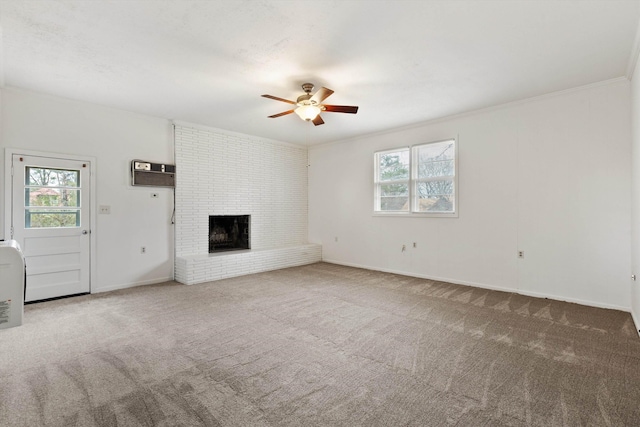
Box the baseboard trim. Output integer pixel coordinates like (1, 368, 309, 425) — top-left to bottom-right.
(514, 288, 628, 313)
(322, 259, 630, 313)
(93, 276, 173, 294)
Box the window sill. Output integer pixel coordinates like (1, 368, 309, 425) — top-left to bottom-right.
(372, 211, 459, 218)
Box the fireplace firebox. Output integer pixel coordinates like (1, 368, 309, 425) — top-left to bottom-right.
(209, 215, 250, 253)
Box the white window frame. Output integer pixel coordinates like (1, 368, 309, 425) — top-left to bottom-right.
(373, 138, 458, 218)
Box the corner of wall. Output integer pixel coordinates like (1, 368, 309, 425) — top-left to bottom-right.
(0, 85, 4, 241)
(626, 8, 640, 80)
(629, 40, 640, 329)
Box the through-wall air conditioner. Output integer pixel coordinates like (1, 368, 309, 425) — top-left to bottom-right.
(131, 160, 176, 187)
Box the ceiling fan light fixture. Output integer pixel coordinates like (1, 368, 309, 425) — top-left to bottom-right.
(294, 104, 321, 121)
(262, 83, 358, 127)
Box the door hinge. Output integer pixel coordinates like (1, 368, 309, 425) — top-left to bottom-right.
(10, 226, 14, 239)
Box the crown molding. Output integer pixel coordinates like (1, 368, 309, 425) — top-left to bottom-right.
(312, 77, 629, 150)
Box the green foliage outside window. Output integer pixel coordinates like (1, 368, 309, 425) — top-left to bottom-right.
(378, 151, 410, 211)
(25, 167, 80, 228)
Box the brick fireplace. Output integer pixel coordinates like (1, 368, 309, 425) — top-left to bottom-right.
(173, 124, 321, 285)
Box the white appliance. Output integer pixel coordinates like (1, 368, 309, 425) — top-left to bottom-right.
(0, 240, 25, 329)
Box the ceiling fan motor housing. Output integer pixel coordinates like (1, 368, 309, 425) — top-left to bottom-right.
(296, 93, 314, 106)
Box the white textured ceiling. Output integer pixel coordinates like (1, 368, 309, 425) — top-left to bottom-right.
(0, 0, 639, 145)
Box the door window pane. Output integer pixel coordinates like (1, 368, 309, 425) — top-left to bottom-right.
(24, 167, 81, 228)
(26, 168, 79, 187)
(26, 188, 80, 207)
(25, 210, 80, 228)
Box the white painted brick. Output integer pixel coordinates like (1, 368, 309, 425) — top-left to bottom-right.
(174, 125, 317, 282)
(175, 244, 321, 285)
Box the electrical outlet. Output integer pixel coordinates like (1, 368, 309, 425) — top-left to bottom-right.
(518, 251, 524, 259)
(99, 205, 111, 214)
(141, 246, 147, 254)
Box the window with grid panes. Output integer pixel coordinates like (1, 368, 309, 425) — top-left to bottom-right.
(374, 139, 457, 216)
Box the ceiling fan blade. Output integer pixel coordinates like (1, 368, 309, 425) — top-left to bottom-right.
(262, 94, 296, 105)
(268, 110, 295, 118)
(312, 115, 325, 126)
(310, 87, 334, 104)
(323, 105, 359, 114)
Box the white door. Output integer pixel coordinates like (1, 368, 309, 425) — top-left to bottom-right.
(11, 154, 91, 302)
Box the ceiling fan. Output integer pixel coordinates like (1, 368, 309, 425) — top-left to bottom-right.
(261, 83, 359, 126)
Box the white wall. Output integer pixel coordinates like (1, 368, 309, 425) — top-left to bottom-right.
(310, 79, 631, 310)
(0, 87, 174, 292)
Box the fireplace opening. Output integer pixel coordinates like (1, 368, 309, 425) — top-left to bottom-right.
(209, 215, 250, 253)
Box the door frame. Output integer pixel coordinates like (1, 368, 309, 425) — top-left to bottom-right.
(4, 148, 97, 295)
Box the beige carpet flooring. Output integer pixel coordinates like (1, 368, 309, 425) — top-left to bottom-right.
(1, 262, 639, 426)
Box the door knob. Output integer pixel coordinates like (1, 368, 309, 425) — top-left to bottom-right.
(82, 230, 89, 235)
